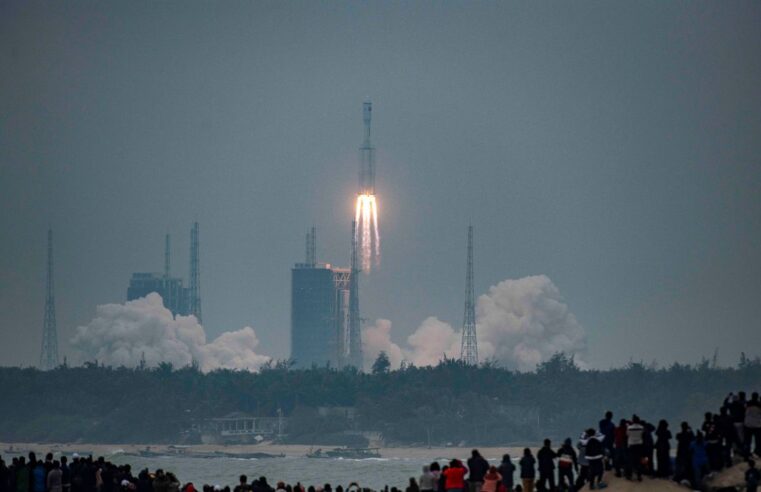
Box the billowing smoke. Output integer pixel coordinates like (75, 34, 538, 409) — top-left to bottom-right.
(361, 319, 404, 369)
(476, 275, 587, 370)
(71, 293, 270, 372)
(363, 275, 587, 371)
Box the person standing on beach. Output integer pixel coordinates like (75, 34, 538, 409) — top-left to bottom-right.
(654, 420, 672, 478)
(574, 434, 589, 490)
(745, 392, 761, 457)
(518, 449, 535, 492)
(497, 455, 515, 492)
(612, 420, 627, 479)
(438, 466, 448, 492)
(626, 415, 645, 481)
(47, 463, 62, 492)
(467, 450, 488, 492)
(690, 432, 709, 489)
(32, 461, 46, 492)
(674, 422, 694, 484)
(536, 439, 556, 492)
(233, 476, 250, 492)
(419, 466, 435, 492)
(428, 463, 441, 492)
(729, 392, 747, 453)
(599, 412, 615, 471)
(480, 467, 500, 492)
(443, 460, 468, 492)
(584, 429, 605, 490)
(556, 438, 577, 492)
(60, 458, 70, 492)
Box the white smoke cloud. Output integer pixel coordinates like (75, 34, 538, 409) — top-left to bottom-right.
(362, 275, 587, 371)
(405, 317, 460, 367)
(71, 293, 270, 372)
(362, 319, 404, 370)
(476, 275, 587, 371)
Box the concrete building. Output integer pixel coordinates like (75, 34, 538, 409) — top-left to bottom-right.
(127, 227, 201, 319)
(290, 262, 351, 368)
(127, 272, 190, 316)
(290, 227, 356, 368)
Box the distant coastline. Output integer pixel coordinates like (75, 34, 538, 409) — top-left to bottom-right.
(1, 442, 532, 461)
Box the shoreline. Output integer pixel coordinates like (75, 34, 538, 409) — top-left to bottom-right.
(1, 442, 533, 461)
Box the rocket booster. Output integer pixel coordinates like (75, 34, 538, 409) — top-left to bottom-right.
(359, 101, 375, 195)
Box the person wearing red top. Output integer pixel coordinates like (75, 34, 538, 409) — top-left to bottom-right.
(443, 460, 468, 492)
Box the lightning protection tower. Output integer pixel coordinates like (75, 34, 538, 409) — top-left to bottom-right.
(40, 228, 59, 370)
(460, 225, 478, 365)
(189, 222, 202, 323)
(305, 226, 316, 266)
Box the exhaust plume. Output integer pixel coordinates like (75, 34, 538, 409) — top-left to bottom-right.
(362, 275, 587, 371)
(70, 293, 270, 371)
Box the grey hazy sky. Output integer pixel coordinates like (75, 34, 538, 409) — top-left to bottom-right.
(1, 1, 760, 369)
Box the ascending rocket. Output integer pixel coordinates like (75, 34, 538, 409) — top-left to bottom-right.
(359, 100, 375, 195)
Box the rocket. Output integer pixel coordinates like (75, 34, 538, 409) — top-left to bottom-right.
(359, 100, 375, 195)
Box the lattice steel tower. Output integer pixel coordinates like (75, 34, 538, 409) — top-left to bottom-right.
(305, 226, 316, 266)
(460, 225, 478, 365)
(348, 220, 363, 368)
(40, 228, 59, 370)
(189, 222, 202, 323)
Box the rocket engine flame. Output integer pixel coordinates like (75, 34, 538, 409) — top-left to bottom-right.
(355, 100, 379, 272)
(355, 194, 380, 271)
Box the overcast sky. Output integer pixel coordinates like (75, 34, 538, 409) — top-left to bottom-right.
(1, 1, 760, 369)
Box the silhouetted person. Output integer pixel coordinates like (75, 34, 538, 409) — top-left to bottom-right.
(746, 392, 761, 456)
(32, 461, 45, 492)
(584, 429, 605, 489)
(691, 432, 708, 488)
(419, 466, 435, 492)
(497, 455, 515, 492)
(613, 419, 628, 478)
(626, 415, 645, 481)
(654, 419, 672, 477)
(47, 462, 62, 492)
(405, 478, 419, 492)
(675, 421, 694, 483)
(536, 440, 556, 492)
(466, 450, 488, 492)
(556, 438, 577, 492)
(519, 449, 535, 492)
(233, 476, 249, 492)
(599, 411, 615, 470)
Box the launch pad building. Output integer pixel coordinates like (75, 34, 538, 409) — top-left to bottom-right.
(291, 227, 360, 369)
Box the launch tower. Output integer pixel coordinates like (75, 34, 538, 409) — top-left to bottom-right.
(40, 228, 59, 370)
(189, 222, 202, 323)
(460, 225, 478, 365)
(348, 220, 362, 368)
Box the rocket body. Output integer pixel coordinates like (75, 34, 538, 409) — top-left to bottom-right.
(359, 101, 375, 195)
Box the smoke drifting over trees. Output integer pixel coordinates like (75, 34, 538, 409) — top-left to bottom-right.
(363, 275, 587, 371)
(72, 276, 584, 373)
(71, 293, 270, 371)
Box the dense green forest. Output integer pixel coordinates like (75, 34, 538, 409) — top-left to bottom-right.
(1, 354, 760, 445)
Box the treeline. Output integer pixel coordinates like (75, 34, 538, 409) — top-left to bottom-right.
(1, 354, 760, 445)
